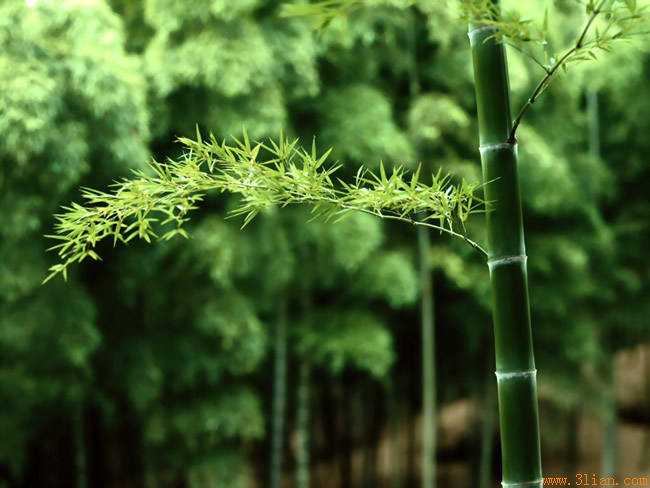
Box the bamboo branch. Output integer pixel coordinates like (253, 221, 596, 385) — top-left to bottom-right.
(44, 133, 487, 282)
(508, 0, 608, 142)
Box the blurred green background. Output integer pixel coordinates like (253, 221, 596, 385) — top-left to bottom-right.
(1, 0, 649, 487)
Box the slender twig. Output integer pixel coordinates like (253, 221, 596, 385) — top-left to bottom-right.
(505, 41, 550, 73)
(335, 204, 488, 256)
(225, 180, 488, 256)
(508, 0, 608, 143)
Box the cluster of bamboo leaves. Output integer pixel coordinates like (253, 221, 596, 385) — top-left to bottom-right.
(479, 0, 649, 139)
(286, 0, 648, 142)
(45, 131, 485, 282)
(460, 0, 647, 92)
(45, 0, 649, 282)
(7, 0, 649, 483)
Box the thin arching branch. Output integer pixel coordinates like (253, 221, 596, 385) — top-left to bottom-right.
(44, 132, 487, 282)
(509, 1, 607, 141)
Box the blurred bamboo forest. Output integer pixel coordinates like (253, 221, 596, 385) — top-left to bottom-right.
(1, 0, 649, 487)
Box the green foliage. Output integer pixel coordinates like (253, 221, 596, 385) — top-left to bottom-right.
(309, 212, 384, 271)
(0, 0, 148, 170)
(178, 217, 243, 287)
(1, 0, 149, 291)
(195, 296, 267, 375)
(146, 0, 261, 28)
(320, 85, 415, 164)
(45, 132, 486, 281)
(0, 0, 151, 477)
(0, 284, 99, 471)
(142, 0, 319, 139)
(357, 250, 419, 307)
(296, 309, 394, 377)
(146, 388, 264, 444)
(282, 0, 416, 28)
(1, 0, 648, 484)
(146, 22, 274, 98)
(408, 93, 470, 145)
(429, 245, 490, 306)
(282, 0, 364, 28)
(463, 0, 648, 140)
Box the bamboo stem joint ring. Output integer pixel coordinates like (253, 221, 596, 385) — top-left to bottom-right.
(501, 480, 543, 488)
(487, 254, 527, 271)
(468, 25, 498, 45)
(479, 142, 517, 155)
(495, 369, 537, 381)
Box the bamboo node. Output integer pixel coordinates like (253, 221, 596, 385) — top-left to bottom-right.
(479, 142, 517, 155)
(487, 254, 527, 270)
(495, 369, 537, 381)
(467, 25, 498, 45)
(501, 479, 543, 488)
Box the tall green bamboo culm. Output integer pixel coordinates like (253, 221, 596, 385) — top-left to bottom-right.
(74, 405, 87, 488)
(270, 300, 288, 488)
(468, 2, 543, 486)
(387, 378, 404, 488)
(418, 226, 436, 488)
(641, 350, 650, 470)
(588, 88, 617, 476)
(601, 359, 617, 475)
(295, 254, 313, 488)
(295, 361, 311, 488)
(408, 9, 436, 485)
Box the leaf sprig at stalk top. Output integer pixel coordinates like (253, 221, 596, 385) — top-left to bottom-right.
(508, 0, 648, 142)
(461, 0, 648, 142)
(44, 132, 486, 283)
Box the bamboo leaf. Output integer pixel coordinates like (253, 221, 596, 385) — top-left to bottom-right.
(43, 132, 487, 281)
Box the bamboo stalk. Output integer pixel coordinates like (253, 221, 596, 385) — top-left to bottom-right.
(418, 225, 436, 488)
(587, 87, 618, 476)
(387, 376, 404, 488)
(588, 89, 600, 158)
(75, 404, 87, 488)
(408, 9, 437, 485)
(640, 348, 650, 470)
(296, 361, 311, 488)
(601, 358, 617, 476)
(295, 249, 313, 488)
(468, 2, 543, 486)
(270, 300, 288, 488)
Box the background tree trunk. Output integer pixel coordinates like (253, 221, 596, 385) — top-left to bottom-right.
(339, 375, 353, 488)
(387, 377, 404, 488)
(601, 358, 617, 476)
(409, 8, 437, 486)
(640, 348, 650, 470)
(75, 404, 87, 488)
(418, 226, 436, 488)
(588, 87, 618, 476)
(270, 300, 288, 488)
(296, 361, 311, 488)
(478, 374, 497, 488)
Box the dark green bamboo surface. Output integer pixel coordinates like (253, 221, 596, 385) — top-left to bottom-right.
(468, 5, 543, 486)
